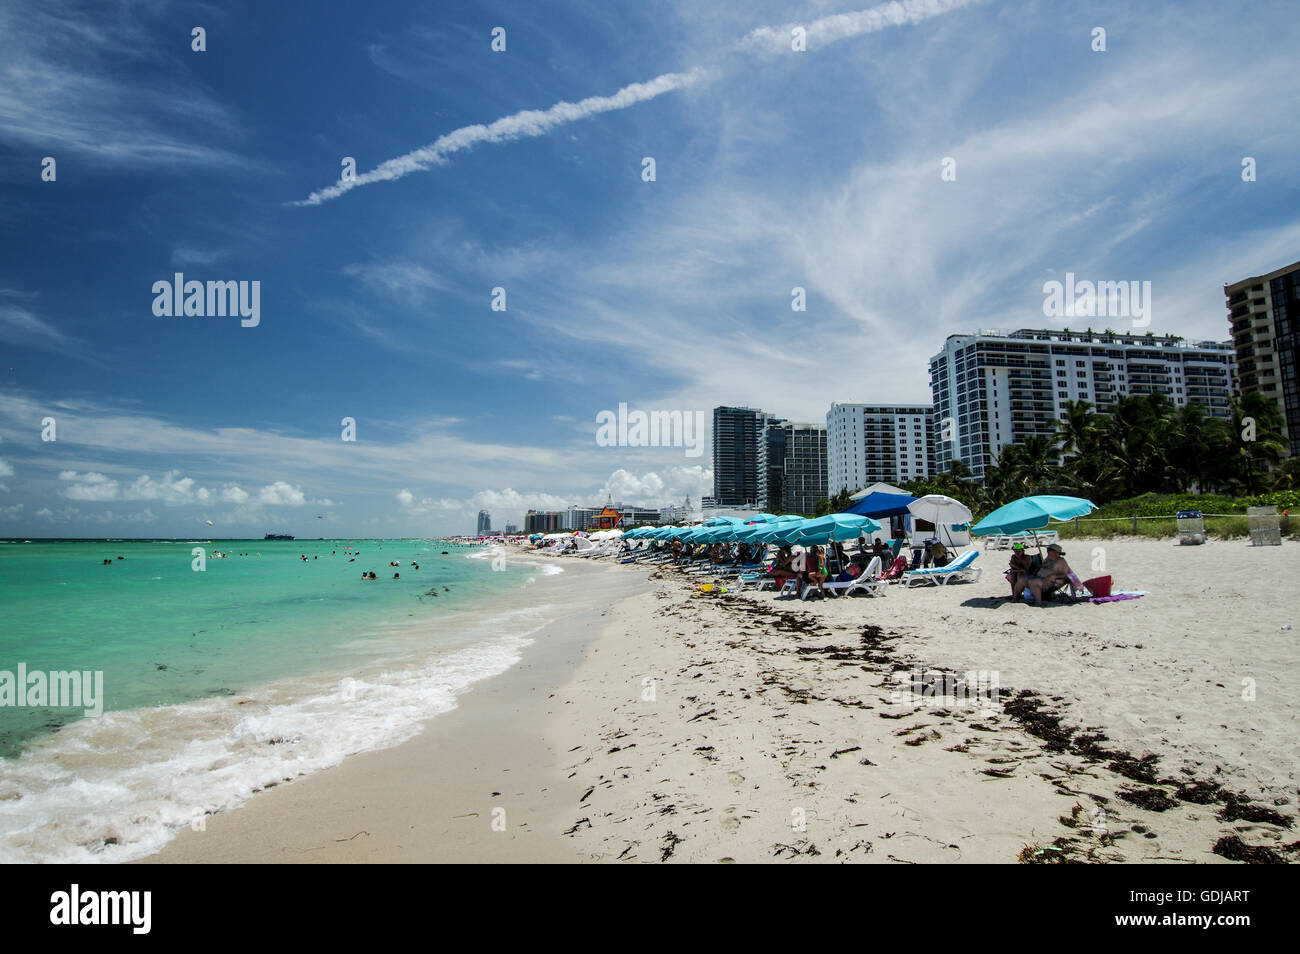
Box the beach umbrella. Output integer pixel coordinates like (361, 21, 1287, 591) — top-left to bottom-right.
(744, 513, 780, 524)
(789, 513, 882, 545)
(907, 494, 973, 548)
(971, 495, 1097, 538)
(762, 518, 816, 545)
(703, 515, 746, 527)
(845, 490, 917, 518)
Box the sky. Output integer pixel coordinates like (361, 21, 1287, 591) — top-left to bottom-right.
(2, 0, 1298, 537)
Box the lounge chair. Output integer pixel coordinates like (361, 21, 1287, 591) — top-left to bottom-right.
(806, 556, 885, 599)
(880, 555, 909, 582)
(903, 550, 982, 587)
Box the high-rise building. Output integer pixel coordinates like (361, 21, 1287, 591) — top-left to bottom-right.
(1225, 260, 1300, 456)
(758, 421, 827, 514)
(712, 406, 776, 507)
(523, 510, 564, 533)
(504, 524, 518, 535)
(929, 328, 1237, 480)
(476, 510, 492, 535)
(826, 404, 935, 494)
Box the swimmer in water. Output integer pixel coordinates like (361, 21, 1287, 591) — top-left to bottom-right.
(393, 572, 400, 579)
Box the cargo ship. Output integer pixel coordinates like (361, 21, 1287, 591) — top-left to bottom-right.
(264, 532, 295, 540)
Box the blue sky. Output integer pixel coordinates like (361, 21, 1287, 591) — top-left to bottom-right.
(2, 0, 1298, 537)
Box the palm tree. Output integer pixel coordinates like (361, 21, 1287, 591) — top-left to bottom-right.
(1225, 393, 1287, 493)
(1054, 399, 1096, 460)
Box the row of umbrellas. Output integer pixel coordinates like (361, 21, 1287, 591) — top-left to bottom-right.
(622, 494, 1097, 549)
(623, 513, 884, 547)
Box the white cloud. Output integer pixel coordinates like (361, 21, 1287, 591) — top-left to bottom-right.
(58, 470, 120, 501)
(258, 481, 307, 506)
(221, 484, 250, 503)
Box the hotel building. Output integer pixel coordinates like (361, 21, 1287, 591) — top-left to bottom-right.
(758, 421, 828, 514)
(826, 404, 935, 495)
(929, 328, 1237, 480)
(1225, 259, 1300, 456)
(712, 406, 778, 508)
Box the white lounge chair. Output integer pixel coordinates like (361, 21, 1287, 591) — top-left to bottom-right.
(903, 549, 982, 587)
(804, 557, 885, 599)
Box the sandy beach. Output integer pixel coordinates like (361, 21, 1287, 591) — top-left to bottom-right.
(145, 539, 1299, 864)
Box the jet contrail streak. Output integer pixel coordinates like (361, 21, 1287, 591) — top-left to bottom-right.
(293, 0, 978, 206)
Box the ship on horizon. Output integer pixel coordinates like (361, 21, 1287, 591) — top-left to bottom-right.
(264, 531, 295, 541)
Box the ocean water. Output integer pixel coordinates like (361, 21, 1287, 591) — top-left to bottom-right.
(0, 538, 563, 863)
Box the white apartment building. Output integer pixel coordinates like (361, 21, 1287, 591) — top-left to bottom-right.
(826, 404, 935, 495)
(929, 328, 1237, 480)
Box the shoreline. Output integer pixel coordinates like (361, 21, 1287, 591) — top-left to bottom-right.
(142, 554, 650, 863)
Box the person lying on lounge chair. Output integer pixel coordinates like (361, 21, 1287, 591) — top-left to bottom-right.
(880, 554, 910, 581)
(1026, 544, 1072, 605)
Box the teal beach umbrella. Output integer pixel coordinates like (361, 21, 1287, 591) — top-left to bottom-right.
(971, 495, 1097, 537)
(790, 513, 882, 545)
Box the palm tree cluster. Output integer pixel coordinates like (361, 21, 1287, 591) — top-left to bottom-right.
(905, 393, 1292, 509)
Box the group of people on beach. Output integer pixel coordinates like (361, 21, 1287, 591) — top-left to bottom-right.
(667, 533, 955, 599)
(1004, 541, 1072, 605)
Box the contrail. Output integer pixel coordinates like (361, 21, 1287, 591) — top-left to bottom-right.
(293, 0, 976, 206)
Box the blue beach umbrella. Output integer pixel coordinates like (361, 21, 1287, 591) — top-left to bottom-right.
(790, 513, 882, 545)
(971, 495, 1097, 537)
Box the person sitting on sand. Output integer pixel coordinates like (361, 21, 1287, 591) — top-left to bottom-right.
(1027, 544, 1072, 605)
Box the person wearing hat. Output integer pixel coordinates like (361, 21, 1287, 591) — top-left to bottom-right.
(1027, 543, 1072, 605)
(1006, 541, 1036, 601)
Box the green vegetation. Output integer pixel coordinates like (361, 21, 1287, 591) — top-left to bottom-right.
(852, 392, 1297, 540)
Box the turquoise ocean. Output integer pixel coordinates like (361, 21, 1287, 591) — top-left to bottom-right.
(0, 538, 561, 863)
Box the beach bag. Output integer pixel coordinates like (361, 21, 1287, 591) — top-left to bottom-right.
(1083, 575, 1112, 598)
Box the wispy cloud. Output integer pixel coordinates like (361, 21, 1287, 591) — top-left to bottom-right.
(292, 0, 978, 206)
(0, 0, 249, 168)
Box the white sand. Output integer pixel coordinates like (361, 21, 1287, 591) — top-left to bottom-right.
(549, 538, 1299, 863)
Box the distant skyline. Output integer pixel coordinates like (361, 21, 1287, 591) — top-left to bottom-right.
(3, 0, 1299, 536)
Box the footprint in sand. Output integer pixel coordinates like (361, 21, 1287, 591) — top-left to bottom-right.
(720, 808, 742, 831)
(727, 771, 746, 787)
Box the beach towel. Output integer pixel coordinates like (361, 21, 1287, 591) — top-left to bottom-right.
(1090, 590, 1147, 604)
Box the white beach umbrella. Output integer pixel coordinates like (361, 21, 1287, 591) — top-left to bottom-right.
(907, 495, 973, 548)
